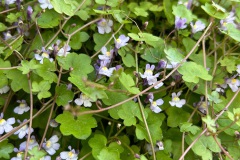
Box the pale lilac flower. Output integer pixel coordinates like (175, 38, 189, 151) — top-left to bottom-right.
(57, 45, 71, 57)
(178, 0, 192, 9)
(20, 136, 38, 150)
(50, 119, 59, 128)
(35, 48, 53, 64)
(148, 93, 164, 113)
(14, 100, 30, 115)
(190, 20, 206, 33)
(175, 16, 187, 30)
(0, 85, 10, 94)
(115, 35, 130, 49)
(97, 19, 113, 34)
(60, 146, 78, 160)
(74, 93, 94, 107)
(98, 46, 113, 62)
(215, 83, 227, 93)
(11, 147, 24, 160)
(3, 31, 12, 40)
(169, 91, 186, 108)
(14, 119, 33, 139)
(0, 113, 15, 134)
(27, 6, 33, 21)
(5, 0, 16, 5)
(226, 77, 240, 92)
(156, 141, 164, 150)
(139, 64, 163, 89)
(220, 12, 236, 30)
(38, 0, 53, 9)
(237, 65, 240, 75)
(145, 142, 163, 155)
(43, 135, 60, 155)
(194, 97, 209, 114)
(99, 61, 115, 77)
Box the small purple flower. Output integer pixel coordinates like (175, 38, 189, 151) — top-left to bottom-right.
(175, 16, 187, 30)
(35, 47, 53, 64)
(156, 141, 164, 150)
(190, 20, 206, 34)
(38, 0, 53, 9)
(169, 91, 186, 108)
(43, 135, 60, 155)
(226, 77, 240, 92)
(115, 35, 129, 49)
(27, 6, 33, 22)
(14, 119, 33, 139)
(57, 45, 71, 57)
(20, 135, 38, 150)
(98, 46, 113, 62)
(148, 94, 164, 113)
(0, 113, 15, 134)
(97, 19, 113, 34)
(0, 85, 10, 94)
(3, 31, 12, 40)
(60, 146, 78, 160)
(74, 93, 94, 107)
(98, 60, 115, 77)
(5, 0, 16, 5)
(220, 12, 236, 30)
(14, 100, 30, 115)
(11, 147, 24, 160)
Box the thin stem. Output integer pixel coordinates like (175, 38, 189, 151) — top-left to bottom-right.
(79, 151, 92, 160)
(137, 97, 156, 160)
(213, 136, 234, 160)
(216, 120, 236, 134)
(24, 73, 34, 159)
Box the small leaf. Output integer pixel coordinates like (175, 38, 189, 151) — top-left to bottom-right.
(180, 122, 200, 135)
(97, 142, 124, 160)
(202, 115, 216, 133)
(178, 62, 213, 83)
(28, 146, 46, 160)
(172, 5, 196, 22)
(0, 23, 7, 32)
(56, 85, 74, 106)
(36, 59, 57, 83)
(5, 12, 21, 23)
(166, 107, 190, 127)
(119, 72, 140, 94)
(201, 3, 228, 19)
(0, 140, 14, 159)
(225, 23, 240, 42)
(32, 81, 51, 100)
(164, 48, 184, 63)
(88, 134, 107, 159)
(163, 0, 174, 25)
(18, 59, 40, 74)
(75, 10, 90, 21)
(55, 111, 97, 139)
(4, 36, 23, 60)
(37, 9, 62, 28)
(219, 56, 237, 73)
(51, 0, 77, 16)
(69, 32, 89, 50)
(57, 53, 94, 77)
(208, 91, 223, 104)
(141, 48, 163, 63)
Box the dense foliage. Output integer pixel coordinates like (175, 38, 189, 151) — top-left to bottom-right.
(0, 0, 240, 159)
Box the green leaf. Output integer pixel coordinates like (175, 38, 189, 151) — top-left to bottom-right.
(201, 3, 228, 19)
(37, 9, 62, 28)
(183, 38, 198, 54)
(69, 32, 90, 50)
(0, 59, 11, 88)
(69, 75, 108, 101)
(56, 85, 74, 106)
(0, 23, 7, 32)
(32, 81, 51, 100)
(208, 91, 223, 104)
(50, 0, 77, 16)
(219, 56, 237, 73)
(225, 23, 240, 42)
(36, 59, 57, 83)
(180, 122, 200, 135)
(28, 146, 46, 160)
(97, 142, 124, 160)
(163, 0, 174, 25)
(118, 101, 143, 126)
(136, 109, 165, 143)
(202, 115, 216, 133)
(58, 53, 93, 77)
(75, 10, 90, 21)
(6, 69, 29, 93)
(93, 33, 112, 51)
(95, 0, 119, 7)
(178, 62, 213, 83)
(5, 12, 21, 23)
(18, 59, 40, 74)
(133, 8, 148, 17)
(89, 134, 107, 159)
(141, 48, 163, 63)
(172, 5, 195, 22)
(56, 111, 97, 139)
(4, 36, 23, 60)
(119, 72, 140, 94)
(0, 140, 14, 159)
(164, 48, 184, 63)
(166, 107, 190, 127)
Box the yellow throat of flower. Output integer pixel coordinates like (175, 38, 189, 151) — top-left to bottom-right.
(0, 119, 6, 124)
(173, 96, 180, 102)
(231, 78, 237, 84)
